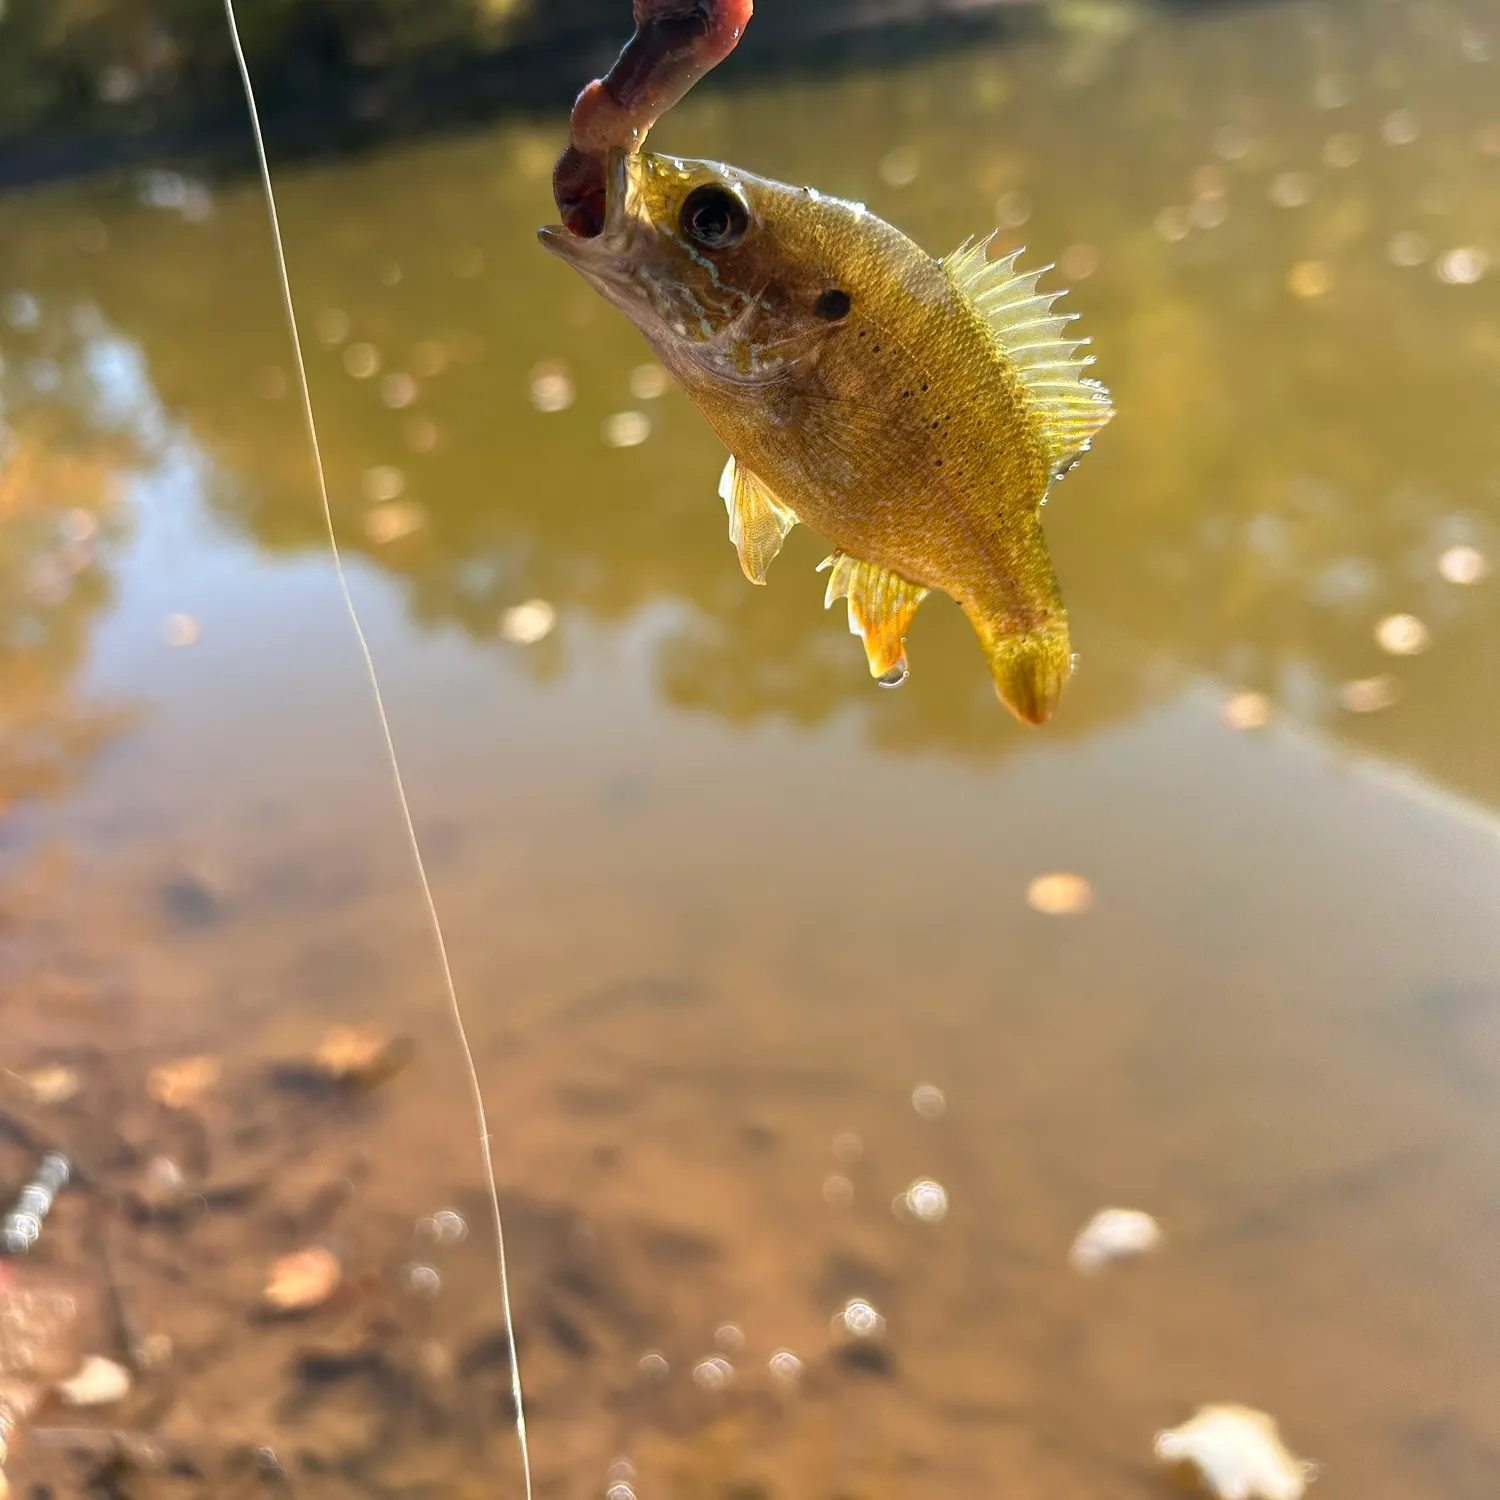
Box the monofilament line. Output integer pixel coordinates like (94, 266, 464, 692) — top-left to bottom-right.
(220, 7, 533, 1496)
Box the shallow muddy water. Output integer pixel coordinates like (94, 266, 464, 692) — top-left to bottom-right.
(2, 0, 1500, 1495)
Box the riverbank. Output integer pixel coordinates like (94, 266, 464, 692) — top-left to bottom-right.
(0, 0, 1055, 190)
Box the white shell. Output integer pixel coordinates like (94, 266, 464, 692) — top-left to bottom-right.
(1154, 1404, 1315, 1500)
(1068, 1207, 1162, 1272)
(56, 1354, 132, 1407)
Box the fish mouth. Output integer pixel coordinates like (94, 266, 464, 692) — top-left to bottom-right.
(538, 148, 643, 266)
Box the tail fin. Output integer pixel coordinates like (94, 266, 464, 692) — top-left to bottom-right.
(965, 608, 1073, 726)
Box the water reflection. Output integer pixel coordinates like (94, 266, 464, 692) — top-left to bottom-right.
(4, 0, 1498, 796)
(2, 8, 1500, 1496)
(0, 297, 154, 819)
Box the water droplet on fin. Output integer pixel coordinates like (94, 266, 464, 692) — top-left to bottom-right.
(877, 662, 908, 689)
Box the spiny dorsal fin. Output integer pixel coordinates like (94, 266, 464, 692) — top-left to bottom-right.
(817, 552, 929, 687)
(719, 455, 798, 584)
(942, 234, 1113, 479)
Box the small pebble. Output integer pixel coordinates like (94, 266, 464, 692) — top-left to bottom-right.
(1155, 1404, 1315, 1500)
(56, 1355, 131, 1408)
(15, 1066, 81, 1106)
(264, 1247, 342, 1312)
(307, 1026, 412, 1091)
(147, 1055, 220, 1109)
(1027, 872, 1092, 915)
(1069, 1207, 1162, 1272)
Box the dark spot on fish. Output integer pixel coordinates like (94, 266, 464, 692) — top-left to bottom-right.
(934, 458, 944, 466)
(858, 330, 867, 338)
(901, 389, 910, 398)
(930, 419, 940, 429)
(872, 344, 881, 352)
(814, 288, 851, 320)
(921, 381, 929, 390)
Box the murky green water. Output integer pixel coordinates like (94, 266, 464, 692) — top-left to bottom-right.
(3, 0, 1500, 1495)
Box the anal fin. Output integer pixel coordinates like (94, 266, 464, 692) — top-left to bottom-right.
(719, 455, 797, 584)
(817, 553, 929, 687)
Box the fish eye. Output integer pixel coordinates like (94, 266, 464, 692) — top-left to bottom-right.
(679, 184, 750, 250)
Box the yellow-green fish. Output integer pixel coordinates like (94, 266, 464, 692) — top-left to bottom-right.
(539, 148, 1111, 723)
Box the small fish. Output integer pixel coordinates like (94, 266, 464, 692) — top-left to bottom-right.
(539, 149, 1111, 723)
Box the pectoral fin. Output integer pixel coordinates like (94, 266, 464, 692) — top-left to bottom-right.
(718, 455, 797, 584)
(817, 553, 929, 687)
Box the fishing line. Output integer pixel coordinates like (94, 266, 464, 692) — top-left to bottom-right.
(220, 6, 533, 1495)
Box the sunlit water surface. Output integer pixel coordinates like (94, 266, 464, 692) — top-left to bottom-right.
(3, 0, 1500, 1494)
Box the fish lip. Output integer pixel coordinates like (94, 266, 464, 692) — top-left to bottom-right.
(537, 148, 642, 262)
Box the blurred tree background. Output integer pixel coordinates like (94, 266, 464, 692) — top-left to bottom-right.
(0, 0, 1051, 183)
